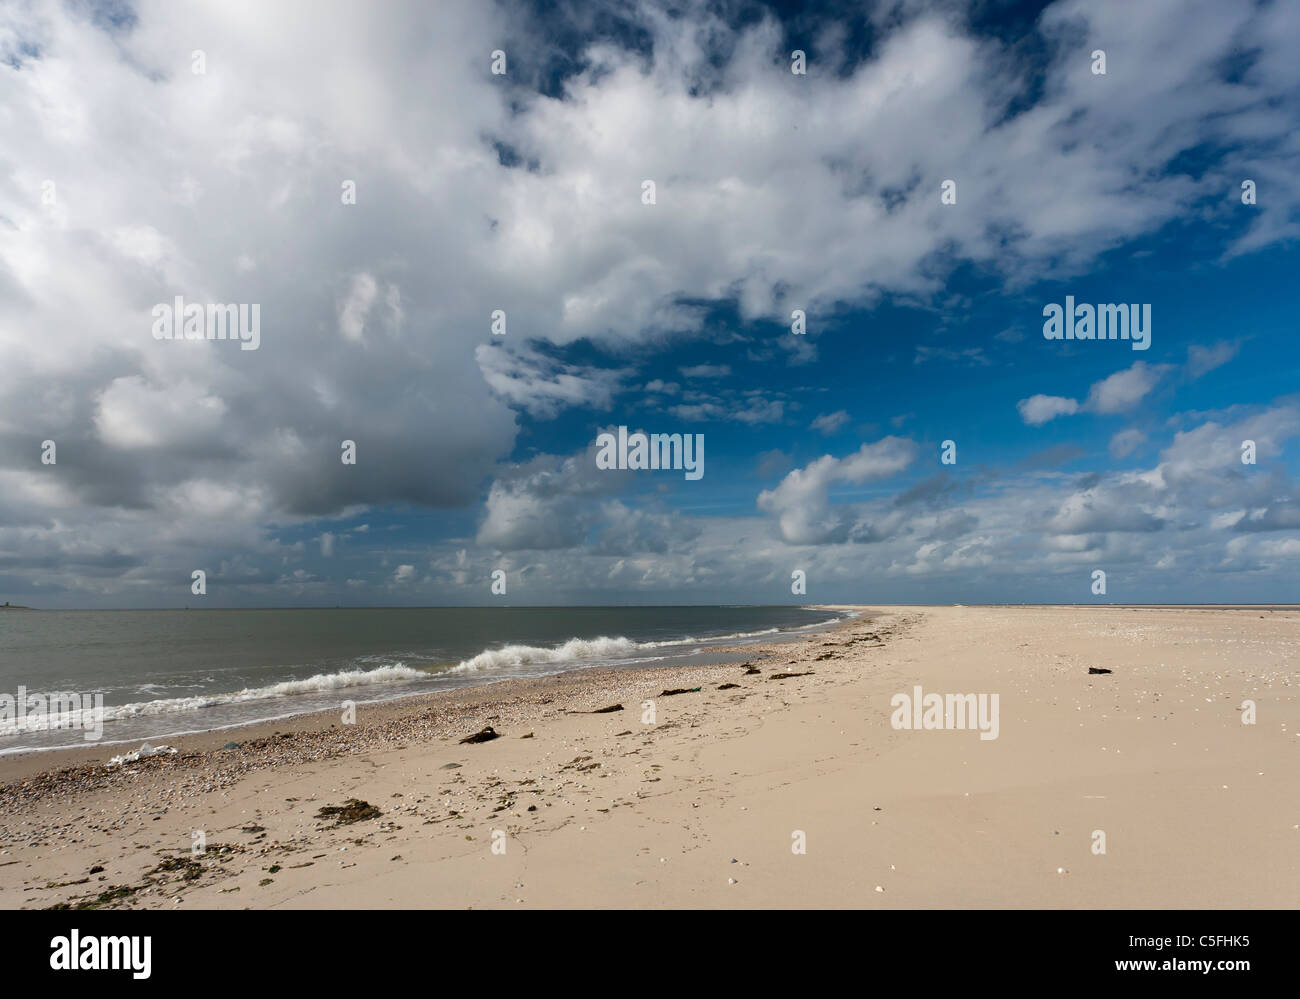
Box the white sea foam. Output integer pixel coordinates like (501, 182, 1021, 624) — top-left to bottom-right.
(451, 636, 642, 672)
(0, 664, 428, 736)
(450, 624, 793, 673)
(649, 626, 781, 647)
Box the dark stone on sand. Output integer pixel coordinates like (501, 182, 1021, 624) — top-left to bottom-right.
(743, 666, 761, 675)
(459, 725, 501, 744)
(1088, 667, 1113, 675)
(718, 683, 740, 690)
(315, 798, 382, 825)
(88, 866, 104, 874)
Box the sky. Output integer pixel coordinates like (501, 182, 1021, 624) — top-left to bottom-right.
(1, 0, 1298, 608)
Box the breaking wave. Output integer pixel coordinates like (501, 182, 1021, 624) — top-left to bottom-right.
(0, 664, 428, 736)
(450, 623, 794, 673)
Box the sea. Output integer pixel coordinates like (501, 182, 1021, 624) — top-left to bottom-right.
(0, 605, 852, 754)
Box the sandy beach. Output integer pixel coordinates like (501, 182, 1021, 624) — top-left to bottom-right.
(1, 605, 1296, 909)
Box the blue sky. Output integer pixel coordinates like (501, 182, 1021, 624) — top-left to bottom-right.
(1, 0, 1298, 607)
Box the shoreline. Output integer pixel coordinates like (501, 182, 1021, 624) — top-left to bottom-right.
(3, 604, 1296, 909)
(0, 605, 861, 774)
(13, 600, 1292, 764)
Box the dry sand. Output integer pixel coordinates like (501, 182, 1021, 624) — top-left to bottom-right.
(1, 605, 1296, 909)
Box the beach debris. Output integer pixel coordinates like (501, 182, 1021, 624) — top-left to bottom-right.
(589, 704, 623, 713)
(315, 798, 382, 826)
(742, 666, 761, 675)
(520, 732, 534, 738)
(768, 671, 815, 680)
(46, 885, 138, 911)
(562, 754, 602, 773)
(728, 878, 738, 885)
(459, 725, 500, 744)
(147, 856, 204, 884)
(439, 762, 461, 769)
(219, 741, 241, 750)
(660, 687, 701, 696)
(106, 743, 178, 768)
(1088, 667, 1113, 675)
(718, 683, 741, 690)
